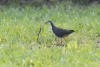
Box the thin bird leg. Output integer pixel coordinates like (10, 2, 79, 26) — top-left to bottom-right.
(54, 37, 57, 45)
(60, 38, 63, 46)
(55, 37, 57, 41)
(55, 37, 60, 46)
(64, 38, 67, 47)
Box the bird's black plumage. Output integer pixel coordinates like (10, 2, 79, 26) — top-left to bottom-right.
(46, 21, 75, 38)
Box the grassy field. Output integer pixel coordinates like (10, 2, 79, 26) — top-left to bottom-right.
(0, 4, 100, 67)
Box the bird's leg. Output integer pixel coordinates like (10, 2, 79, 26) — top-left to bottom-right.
(55, 37, 57, 41)
(55, 37, 60, 46)
(54, 37, 57, 45)
(64, 38, 67, 47)
(60, 38, 64, 46)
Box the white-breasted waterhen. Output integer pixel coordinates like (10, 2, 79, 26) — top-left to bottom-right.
(46, 20, 75, 46)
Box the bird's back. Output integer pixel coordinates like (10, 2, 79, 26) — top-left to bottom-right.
(52, 26, 74, 38)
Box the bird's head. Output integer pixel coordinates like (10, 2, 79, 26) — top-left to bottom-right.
(45, 20, 52, 25)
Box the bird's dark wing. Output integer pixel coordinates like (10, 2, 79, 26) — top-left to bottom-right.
(53, 27, 74, 37)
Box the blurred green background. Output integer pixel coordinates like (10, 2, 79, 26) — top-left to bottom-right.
(0, 0, 100, 67)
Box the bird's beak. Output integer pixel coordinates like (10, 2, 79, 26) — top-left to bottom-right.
(45, 21, 51, 24)
(45, 22, 50, 24)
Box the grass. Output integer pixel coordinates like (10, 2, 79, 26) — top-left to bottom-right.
(0, 4, 100, 67)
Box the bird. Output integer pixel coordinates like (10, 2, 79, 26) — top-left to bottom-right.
(46, 20, 75, 38)
(45, 20, 75, 46)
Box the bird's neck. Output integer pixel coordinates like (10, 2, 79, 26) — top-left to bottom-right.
(50, 22, 55, 28)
